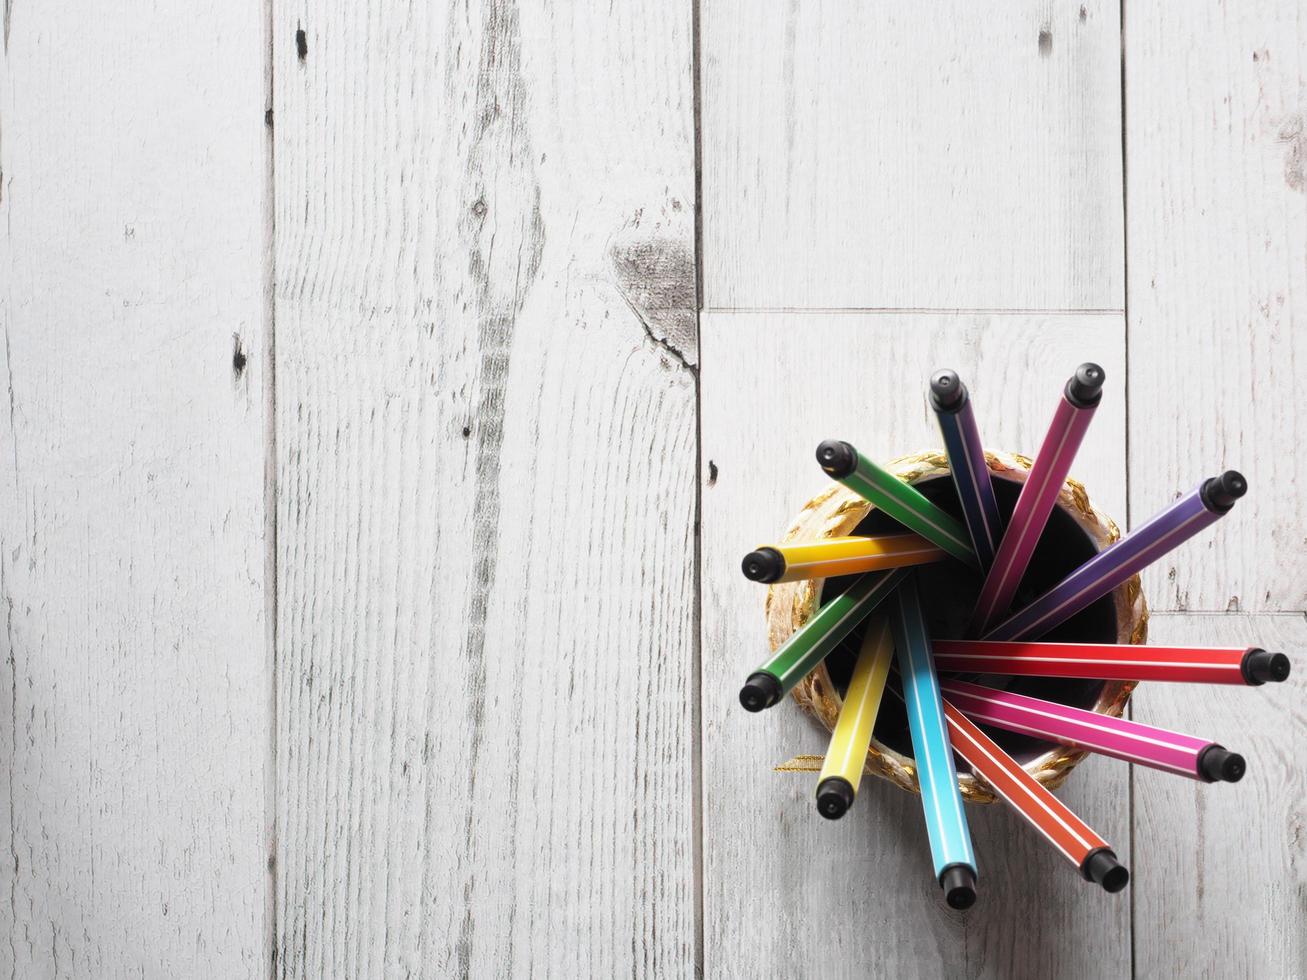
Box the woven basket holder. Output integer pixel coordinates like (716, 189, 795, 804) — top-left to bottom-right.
(767, 449, 1149, 804)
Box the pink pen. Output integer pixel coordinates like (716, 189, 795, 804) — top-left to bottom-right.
(967, 364, 1104, 635)
(940, 679, 1246, 783)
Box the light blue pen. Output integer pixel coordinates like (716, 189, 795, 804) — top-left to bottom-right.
(892, 574, 979, 910)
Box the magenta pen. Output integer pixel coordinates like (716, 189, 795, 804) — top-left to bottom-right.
(968, 364, 1104, 635)
(940, 679, 1246, 782)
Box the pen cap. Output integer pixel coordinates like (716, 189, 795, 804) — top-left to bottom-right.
(815, 439, 858, 479)
(929, 369, 967, 412)
(1197, 745, 1246, 783)
(815, 777, 855, 820)
(739, 672, 783, 712)
(1199, 470, 1247, 513)
(1241, 648, 1290, 685)
(741, 547, 785, 584)
(1082, 848, 1130, 892)
(939, 865, 977, 910)
(1064, 362, 1106, 408)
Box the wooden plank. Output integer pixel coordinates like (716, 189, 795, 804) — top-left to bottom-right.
(701, 311, 1130, 979)
(1131, 613, 1307, 977)
(0, 1, 270, 976)
(701, 1, 1124, 312)
(1125, 1, 1307, 612)
(270, 2, 697, 976)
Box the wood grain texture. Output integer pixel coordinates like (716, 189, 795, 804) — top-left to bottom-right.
(1131, 613, 1307, 978)
(0, 1, 270, 976)
(701, 311, 1130, 979)
(701, 0, 1124, 312)
(1125, 1, 1307, 612)
(271, 1, 697, 976)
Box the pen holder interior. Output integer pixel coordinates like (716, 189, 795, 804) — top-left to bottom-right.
(769, 449, 1149, 803)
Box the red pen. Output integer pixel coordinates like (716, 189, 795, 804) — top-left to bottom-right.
(931, 639, 1291, 686)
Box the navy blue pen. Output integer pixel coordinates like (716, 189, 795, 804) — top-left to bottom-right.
(929, 370, 1004, 571)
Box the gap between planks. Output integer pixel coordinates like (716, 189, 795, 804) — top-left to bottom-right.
(704, 307, 1126, 316)
(261, 0, 280, 973)
(691, 0, 707, 974)
(1147, 611, 1307, 618)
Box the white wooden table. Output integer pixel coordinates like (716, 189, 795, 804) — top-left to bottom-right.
(2, 1, 1304, 977)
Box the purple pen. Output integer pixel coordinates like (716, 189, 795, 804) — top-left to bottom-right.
(985, 471, 1247, 642)
(968, 364, 1105, 635)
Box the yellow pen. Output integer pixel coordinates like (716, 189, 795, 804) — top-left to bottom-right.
(815, 616, 895, 819)
(742, 533, 945, 584)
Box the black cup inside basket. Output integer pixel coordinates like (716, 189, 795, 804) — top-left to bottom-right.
(819, 474, 1118, 766)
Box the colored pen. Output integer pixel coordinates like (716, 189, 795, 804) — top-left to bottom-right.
(929, 369, 1004, 571)
(940, 698, 1129, 892)
(892, 575, 978, 910)
(816, 440, 977, 569)
(742, 533, 945, 584)
(931, 638, 1291, 686)
(967, 363, 1105, 635)
(739, 568, 908, 712)
(941, 679, 1246, 782)
(816, 616, 895, 819)
(985, 471, 1247, 641)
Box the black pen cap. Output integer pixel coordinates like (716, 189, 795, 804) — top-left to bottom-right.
(1064, 362, 1106, 408)
(1082, 848, 1130, 892)
(741, 547, 785, 584)
(929, 369, 967, 412)
(1197, 744, 1246, 783)
(815, 777, 855, 820)
(816, 439, 858, 479)
(1241, 648, 1291, 685)
(939, 865, 977, 910)
(739, 672, 783, 712)
(1200, 470, 1247, 513)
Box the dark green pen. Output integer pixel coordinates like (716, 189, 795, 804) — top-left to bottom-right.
(739, 567, 909, 712)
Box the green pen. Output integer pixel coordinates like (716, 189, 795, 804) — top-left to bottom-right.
(815, 440, 977, 569)
(739, 567, 909, 712)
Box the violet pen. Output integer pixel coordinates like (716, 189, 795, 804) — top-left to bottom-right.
(985, 471, 1246, 642)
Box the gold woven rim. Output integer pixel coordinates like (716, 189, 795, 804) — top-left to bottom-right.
(766, 449, 1149, 804)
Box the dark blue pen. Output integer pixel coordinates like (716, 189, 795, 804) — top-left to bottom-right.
(929, 370, 1003, 571)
